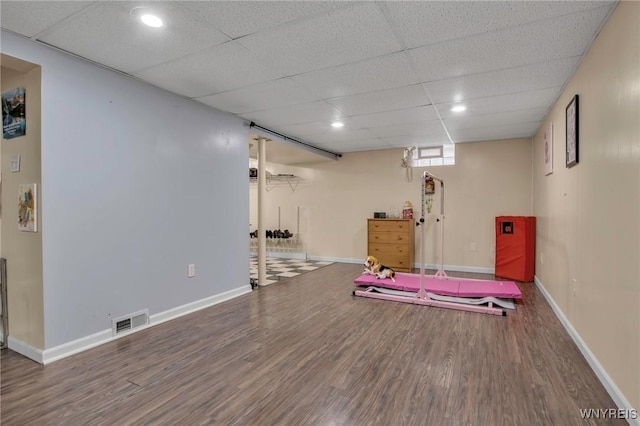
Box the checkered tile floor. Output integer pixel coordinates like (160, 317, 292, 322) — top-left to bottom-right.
(250, 257, 333, 286)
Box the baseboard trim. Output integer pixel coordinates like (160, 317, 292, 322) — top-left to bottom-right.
(307, 256, 362, 264)
(27, 285, 251, 365)
(250, 251, 307, 260)
(415, 263, 495, 275)
(534, 276, 639, 426)
(304, 256, 494, 274)
(42, 328, 114, 364)
(7, 336, 44, 364)
(302, 255, 496, 275)
(150, 285, 251, 326)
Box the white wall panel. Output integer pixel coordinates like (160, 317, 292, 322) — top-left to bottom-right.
(2, 31, 250, 349)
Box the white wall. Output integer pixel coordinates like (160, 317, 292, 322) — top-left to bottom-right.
(2, 31, 251, 350)
(1, 59, 43, 348)
(532, 1, 639, 412)
(251, 138, 532, 271)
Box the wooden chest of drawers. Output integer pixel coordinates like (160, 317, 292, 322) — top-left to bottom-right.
(367, 219, 414, 273)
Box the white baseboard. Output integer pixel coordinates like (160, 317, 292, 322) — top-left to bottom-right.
(534, 276, 639, 426)
(303, 256, 494, 274)
(250, 251, 307, 260)
(11, 285, 252, 365)
(150, 285, 251, 326)
(416, 263, 495, 275)
(42, 328, 114, 364)
(7, 336, 43, 364)
(300, 255, 496, 275)
(308, 255, 362, 264)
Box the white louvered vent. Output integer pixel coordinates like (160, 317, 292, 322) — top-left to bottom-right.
(112, 309, 149, 336)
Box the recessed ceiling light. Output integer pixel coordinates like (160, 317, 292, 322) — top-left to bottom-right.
(131, 7, 164, 28)
(331, 122, 344, 128)
(451, 105, 467, 112)
(140, 13, 163, 28)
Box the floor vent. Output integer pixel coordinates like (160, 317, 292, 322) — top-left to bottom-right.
(112, 309, 149, 336)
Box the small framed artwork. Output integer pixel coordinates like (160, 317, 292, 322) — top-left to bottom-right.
(2, 87, 26, 139)
(543, 122, 553, 175)
(18, 183, 37, 232)
(566, 95, 579, 168)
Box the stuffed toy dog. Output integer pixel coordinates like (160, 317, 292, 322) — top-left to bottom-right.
(363, 255, 396, 282)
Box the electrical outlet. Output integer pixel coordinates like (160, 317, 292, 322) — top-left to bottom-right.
(469, 242, 477, 252)
(572, 278, 577, 295)
(188, 264, 195, 278)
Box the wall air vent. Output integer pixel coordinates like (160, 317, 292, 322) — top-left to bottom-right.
(112, 309, 149, 336)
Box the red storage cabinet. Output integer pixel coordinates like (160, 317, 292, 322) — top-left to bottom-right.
(495, 216, 536, 282)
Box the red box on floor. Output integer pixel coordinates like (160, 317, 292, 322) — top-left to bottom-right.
(495, 216, 536, 282)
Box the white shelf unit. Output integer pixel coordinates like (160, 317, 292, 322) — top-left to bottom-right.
(250, 174, 302, 192)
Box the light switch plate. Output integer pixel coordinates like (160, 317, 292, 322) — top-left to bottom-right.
(11, 154, 21, 172)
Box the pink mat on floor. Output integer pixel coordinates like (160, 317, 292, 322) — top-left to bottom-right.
(354, 273, 522, 299)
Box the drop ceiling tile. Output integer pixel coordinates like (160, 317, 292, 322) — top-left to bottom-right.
(197, 78, 321, 114)
(0, 1, 93, 37)
(327, 85, 431, 116)
(381, 134, 451, 148)
(275, 120, 353, 140)
(39, 2, 230, 73)
(425, 57, 580, 104)
(347, 106, 439, 128)
(321, 138, 392, 153)
(409, 6, 612, 83)
(313, 128, 378, 144)
(444, 107, 549, 131)
(1, 0, 616, 155)
(290, 52, 419, 99)
(236, 3, 402, 76)
(384, 1, 615, 49)
(450, 121, 542, 143)
(240, 101, 345, 127)
(180, 1, 349, 39)
(370, 121, 448, 139)
(134, 42, 285, 98)
(437, 88, 560, 119)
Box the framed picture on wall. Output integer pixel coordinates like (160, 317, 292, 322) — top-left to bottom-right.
(18, 183, 37, 232)
(2, 87, 26, 139)
(543, 122, 553, 175)
(566, 95, 579, 168)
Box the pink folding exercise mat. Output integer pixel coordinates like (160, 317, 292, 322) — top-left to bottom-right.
(353, 273, 522, 299)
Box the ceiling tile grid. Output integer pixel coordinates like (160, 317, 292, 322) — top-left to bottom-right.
(240, 101, 345, 128)
(235, 2, 402, 76)
(435, 88, 561, 120)
(0, 1, 93, 38)
(383, 1, 614, 49)
(0, 1, 618, 155)
(178, 1, 351, 40)
(450, 121, 542, 143)
(37, 2, 231, 74)
(444, 107, 550, 131)
(289, 51, 420, 99)
(408, 5, 613, 83)
(197, 77, 321, 115)
(327, 85, 431, 117)
(133, 42, 286, 98)
(425, 57, 581, 105)
(346, 106, 440, 129)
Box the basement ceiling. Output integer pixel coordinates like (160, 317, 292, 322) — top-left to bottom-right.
(1, 1, 617, 157)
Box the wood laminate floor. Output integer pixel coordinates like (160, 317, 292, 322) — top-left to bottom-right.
(0, 263, 623, 425)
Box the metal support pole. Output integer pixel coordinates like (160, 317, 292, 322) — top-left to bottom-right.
(257, 138, 268, 286)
